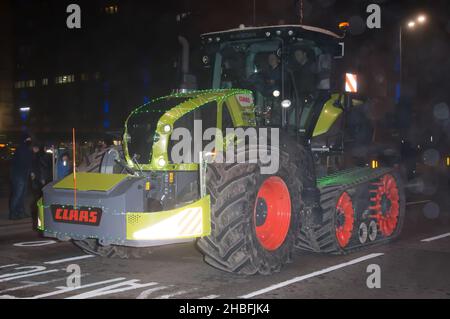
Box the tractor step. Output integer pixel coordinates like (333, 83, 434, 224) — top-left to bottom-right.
(296, 167, 405, 254)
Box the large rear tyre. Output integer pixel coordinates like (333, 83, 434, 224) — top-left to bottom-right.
(197, 143, 310, 275)
(73, 239, 152, 259)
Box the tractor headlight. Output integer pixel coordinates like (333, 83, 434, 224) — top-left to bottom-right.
(281, 99, 292, 108)
(273, 90, 280, 98)
(163, 124, 172, 134)
(158, 158, 167, 167)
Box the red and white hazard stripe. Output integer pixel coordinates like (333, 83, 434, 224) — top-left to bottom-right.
(345, 73, 358, 93)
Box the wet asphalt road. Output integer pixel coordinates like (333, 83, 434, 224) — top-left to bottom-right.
(0, 201, 449, 299)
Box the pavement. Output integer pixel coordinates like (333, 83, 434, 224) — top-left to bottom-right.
(0, 163, 449, 299)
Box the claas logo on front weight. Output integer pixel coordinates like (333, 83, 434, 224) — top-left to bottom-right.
(51, 205, 102, 226)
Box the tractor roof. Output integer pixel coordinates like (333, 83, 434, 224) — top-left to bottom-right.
(201, 24, 341, 43)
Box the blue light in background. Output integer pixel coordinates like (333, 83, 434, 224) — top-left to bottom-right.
(19, 107, 30, 121)
(103, 100, 110, 114)
(103, 119, 110, 128)
(395, 83, 401, 104)
(143, 96, 150, 104)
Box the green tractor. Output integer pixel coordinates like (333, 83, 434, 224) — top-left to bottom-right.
(38, 24, 405, 275)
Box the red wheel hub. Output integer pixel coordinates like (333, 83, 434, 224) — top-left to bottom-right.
(370, 174, 400, 236)
(335, 192, 354, 248)
(253, 176, 291, 251)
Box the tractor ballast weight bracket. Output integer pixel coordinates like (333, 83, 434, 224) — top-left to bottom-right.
(38, 173, 211, 247)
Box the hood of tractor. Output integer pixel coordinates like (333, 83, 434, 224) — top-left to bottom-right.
(123, 89, 256, 172)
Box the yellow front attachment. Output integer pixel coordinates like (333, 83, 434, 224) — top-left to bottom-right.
(126, 196, 211, 241)
(53, 173, 129, 192)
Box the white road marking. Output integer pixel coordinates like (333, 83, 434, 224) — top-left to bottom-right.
(239, 253, 385, 299)
(156, 289, 197, 299)
(0, 270, 59, 283)
(199, 294, 220, 299)
(13, 240, 57, 247)
(0, 273, 91, 294)
(136, 286, 171, 299)
(0, 266, 46, 279)
(44, 255, 95, 264)
(0, 277, 67, 294)
(0, 264, 18, 269)
(28, 277, 126, 299)
(66, 279, 159, 299)
(421, 232, 450, 242)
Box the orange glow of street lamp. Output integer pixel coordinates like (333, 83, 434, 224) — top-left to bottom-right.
(417, 15, 426, 23)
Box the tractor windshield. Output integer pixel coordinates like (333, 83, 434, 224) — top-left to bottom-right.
(213, 39, 282, 96)
(125, 97, 189, 164)
(212, 39, 283, 125)
(211, 37, 333, 134)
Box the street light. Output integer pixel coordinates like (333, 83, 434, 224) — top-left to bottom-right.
(417, 15, 426, 23)
(399, 14, 427, 95)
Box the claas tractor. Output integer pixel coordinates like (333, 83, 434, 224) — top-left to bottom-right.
(38, 24, 405, 275)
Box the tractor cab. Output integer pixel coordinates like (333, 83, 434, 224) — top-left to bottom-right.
(201, 25, 343, 144)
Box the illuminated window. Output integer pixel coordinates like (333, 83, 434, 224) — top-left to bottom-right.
(14, 80, 35, 88)
(105, 5, 118, 14)
(14, 81, 25, 89)
(55, 74, 75, 84)
(42, 78, 49, 86)
(81, 73, 89, 81)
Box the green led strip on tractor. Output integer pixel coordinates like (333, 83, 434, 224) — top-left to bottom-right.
(123, 89, 256, 172)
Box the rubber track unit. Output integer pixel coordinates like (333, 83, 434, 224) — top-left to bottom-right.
(296, 167, 405, 254)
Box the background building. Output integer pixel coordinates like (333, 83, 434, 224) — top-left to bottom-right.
(11, 0, 181, 135)
(0, 0, 14, 132)
(5, 0, 448, 147)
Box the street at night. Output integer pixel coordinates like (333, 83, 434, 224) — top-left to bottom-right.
(0, 0, 450, 306)
(0, 200, 449, 299)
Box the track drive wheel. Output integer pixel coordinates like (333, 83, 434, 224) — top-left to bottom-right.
(370, 173, 405, 239)
(335, 192, 355, 249)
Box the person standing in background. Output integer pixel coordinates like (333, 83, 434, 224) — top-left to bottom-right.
(9, 133, 33, 220)
(31, 143, 52, 201)
(56, 152, 72, 180)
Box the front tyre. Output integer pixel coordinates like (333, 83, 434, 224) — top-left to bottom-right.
(197, 146, 306, 275)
